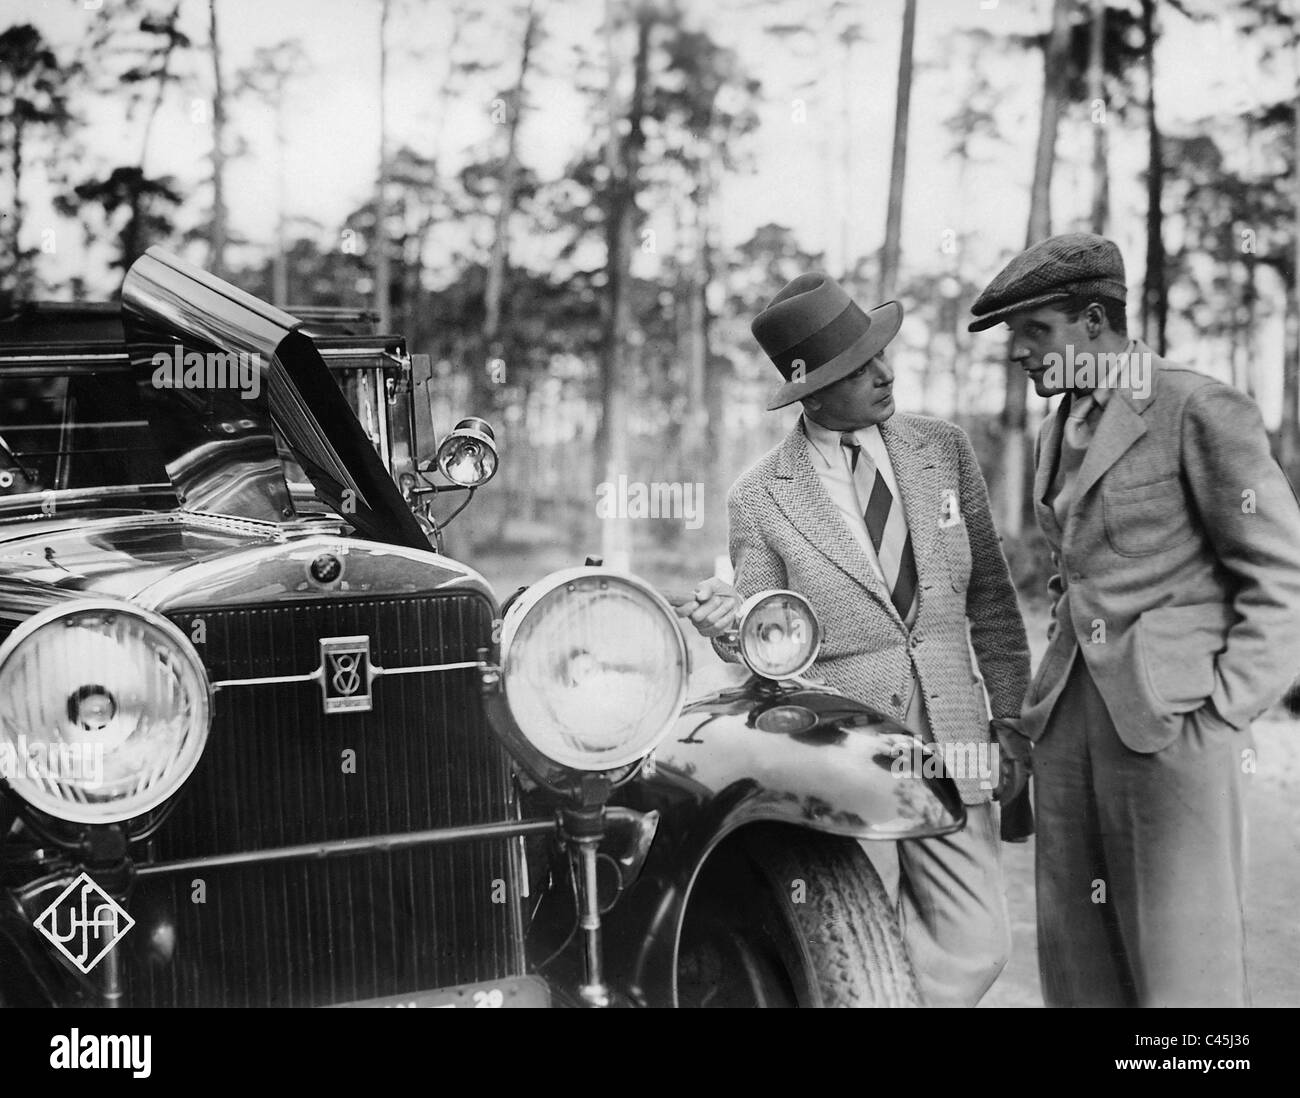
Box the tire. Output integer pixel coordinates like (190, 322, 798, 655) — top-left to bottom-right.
(677, 823, 920, 1008)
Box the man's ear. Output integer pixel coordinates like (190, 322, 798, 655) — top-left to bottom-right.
(802, 394, 821, 414)
(1085, 302, 1106, 337)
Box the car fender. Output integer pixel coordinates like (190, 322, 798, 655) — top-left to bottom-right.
(603, 677, 966, 1007)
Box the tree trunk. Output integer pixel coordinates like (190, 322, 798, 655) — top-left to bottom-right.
(948, 289, 966, 428)
(1282, 95, 1300, 472)
(1000, 0, 1071, 538)
(1088, 0, 1109, 234)
(839, 29, 855, 283)
(698, 153, 728, 551)
(10, 122, 25, 296)
(1242, 253, 1258, 399)
(879, 0, 917, 301)
(595, 3, 652, 567)
(1140, 0, 1166, 355)
(374, 0, 392, 331)
(272, 96, 288, 306)
(208, 0, 228, 279)
(1026, 0, 1071, 246)
(685, 191, 708, 472)
(481, 1, 538, 416)
(139, 3, 182, 175)
(125, 191, 143, 271)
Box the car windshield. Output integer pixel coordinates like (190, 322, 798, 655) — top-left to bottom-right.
(0, 370, 174, 506)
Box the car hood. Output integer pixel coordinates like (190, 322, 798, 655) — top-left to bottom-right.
(0, 513, 285, 604)
(0, 512, 493, 628)
(121, 248, 428, 550)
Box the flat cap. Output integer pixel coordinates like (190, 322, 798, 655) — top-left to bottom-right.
(968, 232, 1127, 332)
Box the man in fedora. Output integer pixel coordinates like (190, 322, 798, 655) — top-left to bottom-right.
(676, 272, 1032, 1008)
(969, 232, 1300, 1006)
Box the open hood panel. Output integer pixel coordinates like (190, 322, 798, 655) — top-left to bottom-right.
(121, 248, 428, 550)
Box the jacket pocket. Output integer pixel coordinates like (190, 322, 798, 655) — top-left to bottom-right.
(1102, 475, 1196, 556)
(1135, 602, 1235, 711)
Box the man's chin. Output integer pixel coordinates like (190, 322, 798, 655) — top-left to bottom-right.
(1028, 373, 1061, 399)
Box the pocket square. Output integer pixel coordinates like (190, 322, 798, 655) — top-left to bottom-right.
(938, 489, 961, 528)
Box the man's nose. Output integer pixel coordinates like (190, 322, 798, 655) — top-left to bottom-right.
(1008, 338, 1030, 362)
(871, 356, 894, 385)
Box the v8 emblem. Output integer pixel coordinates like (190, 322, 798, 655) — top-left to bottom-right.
(319, 636, 373, 713)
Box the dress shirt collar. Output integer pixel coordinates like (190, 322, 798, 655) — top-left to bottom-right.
(801, 412, 883, 467)
(1081, 339, 1140, 410)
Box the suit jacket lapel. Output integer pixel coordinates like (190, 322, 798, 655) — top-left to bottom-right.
(880, 417, 938, 581)
(767, 425, 898, 621)
(1071, 350, 1159, 505)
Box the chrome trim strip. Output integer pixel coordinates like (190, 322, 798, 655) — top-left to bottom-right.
(211, 658, 486, 691)
(211, 671, 317, 689)
(377, 659, 483, 676)
(0, 352, 129, 363)
(317, 347, 403, 360)
(132, 818, 558, 876)
(135, 533, 498, 611)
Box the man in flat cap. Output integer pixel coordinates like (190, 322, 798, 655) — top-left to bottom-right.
(970, 231, 1300, 1006)
(676, 272, 1031, 1007)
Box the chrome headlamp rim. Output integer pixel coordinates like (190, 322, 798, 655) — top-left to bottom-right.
(735, 589, 823, 680)
(435, 417, 499, 488)
(0, 598, 212, 825)
(498, 566, 689, 772)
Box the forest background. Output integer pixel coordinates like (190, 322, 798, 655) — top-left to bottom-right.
(4, 0, 1300, 598)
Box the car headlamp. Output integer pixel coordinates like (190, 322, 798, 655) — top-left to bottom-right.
(0, 601, 211, 824)
(735, 590, 822, 679)
(496, 568, 687, 772)
(436, 417, 498, 487)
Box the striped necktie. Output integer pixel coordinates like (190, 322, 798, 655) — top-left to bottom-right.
(840, 432, 918, 621)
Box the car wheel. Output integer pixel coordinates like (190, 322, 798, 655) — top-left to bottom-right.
(676, 823, 919, 1007)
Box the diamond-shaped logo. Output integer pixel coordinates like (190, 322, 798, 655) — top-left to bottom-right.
(33, 872, 134, 974)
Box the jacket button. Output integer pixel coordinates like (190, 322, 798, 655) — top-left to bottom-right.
(890, 693, 902, 707)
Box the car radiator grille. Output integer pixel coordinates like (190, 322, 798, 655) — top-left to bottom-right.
(117, 592, 524, 1007)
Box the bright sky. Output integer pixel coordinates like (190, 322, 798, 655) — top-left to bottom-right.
(7, 0, 1291, 419)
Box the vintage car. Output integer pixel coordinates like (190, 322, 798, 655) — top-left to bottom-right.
(0, 248, 964, 1008)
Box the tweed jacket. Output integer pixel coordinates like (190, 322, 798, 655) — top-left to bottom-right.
(1022, 343, 1300, 751)
(718, 412, 1031, 804)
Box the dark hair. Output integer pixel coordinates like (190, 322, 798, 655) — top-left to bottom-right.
(1050, 294, 1128, 337)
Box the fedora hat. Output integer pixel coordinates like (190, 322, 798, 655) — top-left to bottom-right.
(752, 273, 903, 411)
